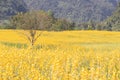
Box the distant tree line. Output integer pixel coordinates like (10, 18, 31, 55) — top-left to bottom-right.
(74, 3, 120, 31)
(10, 10, 75, 46)
(0, 10, 75, 31)
(0, 2, 120, 31)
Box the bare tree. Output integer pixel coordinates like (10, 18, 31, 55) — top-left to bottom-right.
(11, 10, 53, 46)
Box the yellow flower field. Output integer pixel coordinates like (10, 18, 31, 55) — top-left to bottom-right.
(0, 30, 120, 80)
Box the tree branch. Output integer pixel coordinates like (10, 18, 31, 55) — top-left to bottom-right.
(15, 30, 32, 43)
(34, 31, 43, 42)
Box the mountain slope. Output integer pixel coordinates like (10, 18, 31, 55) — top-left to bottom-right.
(0, 0, 27, 20)
(104, 3, 120, 31)
(24, 0, 120, 23)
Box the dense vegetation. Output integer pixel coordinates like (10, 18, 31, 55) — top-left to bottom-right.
(0, 0, 120, 31)
(24, 0, 120, 23)
(0, 0, 27, 20)
(0, 0, 28, 28)
(0, 1, 120, 79)
(104, 3, 120, 31)
(9, 10, 75, 31)
(0, 30, 120, 79)
(0, 0, 120, 22)
(11, 11, 54, 46)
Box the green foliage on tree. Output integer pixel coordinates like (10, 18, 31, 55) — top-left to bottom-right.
(50, 18, 75, 31)
(11, 11, 53, 46)
(0, 20, 15, 29)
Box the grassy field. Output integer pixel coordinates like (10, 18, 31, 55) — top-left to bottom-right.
(0, 30, 120, 80)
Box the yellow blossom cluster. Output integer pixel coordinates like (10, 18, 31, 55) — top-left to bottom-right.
(0, 30, 120, 80)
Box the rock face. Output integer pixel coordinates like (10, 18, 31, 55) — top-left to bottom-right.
(0, 0, 27, 20)
(24, 0, 120, 23)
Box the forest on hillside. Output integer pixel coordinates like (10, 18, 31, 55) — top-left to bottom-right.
(0, 0, 120, 31)
(0, 0, 27, 20)
(24, 0, 120, 23)
(0, 0, 120, 22)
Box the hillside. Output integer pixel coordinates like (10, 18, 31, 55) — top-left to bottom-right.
(0, 0, 120, 23)
(0, 0, 27, 20)
(24, 0, 120, 23)
(104, 3, 120, 31)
